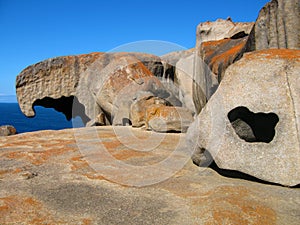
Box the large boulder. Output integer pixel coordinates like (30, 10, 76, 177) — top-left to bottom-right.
(16, 52, 180, 126)
(77, 53, 181, 126)
(246, 0, 300, 51)
(187, 49, 300, 186)
(193, 19, 254, 114)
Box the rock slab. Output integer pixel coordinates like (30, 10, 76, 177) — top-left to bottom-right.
(0, 127, 299, 224)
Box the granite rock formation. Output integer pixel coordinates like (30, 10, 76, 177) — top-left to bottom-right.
(0, 125, 17, 136)
(160, 48, 196, 114)
(16, 52, 181, 127)
(193, 19, 254, 114)
(246, 0, 300, 51)
(0, 127, 299, 224)
(187, 49, 300, 186)
(196, 18, 253, 49)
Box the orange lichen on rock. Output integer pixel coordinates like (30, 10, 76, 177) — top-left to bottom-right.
(245, 49, 300, 61)
(194, 186, 276, 225)
(200, 37, 248, 81)
(70, 155, 90, 171)
(0, 196, 60, 224)
(5, 142, 75, 165)
(112, 149, 149, 161)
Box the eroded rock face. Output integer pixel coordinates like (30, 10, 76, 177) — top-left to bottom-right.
(16, 53, 104, 118)
(200, 37, 248, 82)
(193, 19, 254, 114)
(0, 125, 17, 136)
(16, 52, 180, 126)
(187, 49, 300, 186)
(0, 127, 299, 224)
(246, 0, 300, 51)
(196, 18, 253, 49)
(78, 53, 181, 126)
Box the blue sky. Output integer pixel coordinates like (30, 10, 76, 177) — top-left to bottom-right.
(0, 0, 269, 102)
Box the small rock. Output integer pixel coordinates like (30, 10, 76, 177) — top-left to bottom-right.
(146, 105, 194, 133)
(0, 125, 17, 136)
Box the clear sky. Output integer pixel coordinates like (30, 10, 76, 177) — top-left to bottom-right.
(0, 0, 269, 102)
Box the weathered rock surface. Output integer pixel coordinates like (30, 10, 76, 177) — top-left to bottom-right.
(16, 52, 180, 126)
(193, 37, 249, 114)
(196, 18, 253, 49)
(130, 95, 169, 128)
(0, 125, 17, 136)
(77, 53, 180, 126)
(175, 53, 196, 114)
(193, 19, 253, 114)
(246, 0, 300, 51)
(187, 49, 300, 186)
(200, 37, 248, 82)
(159, 48, 195, 114)
(146, 105, 194, 133)
(0, 127, 299, 224)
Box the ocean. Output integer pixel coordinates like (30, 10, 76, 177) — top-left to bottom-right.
(0, 103, 84, 134)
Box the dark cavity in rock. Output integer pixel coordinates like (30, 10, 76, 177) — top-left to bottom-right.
(228, 106, 279, 143)
(33, 96, 90, 124)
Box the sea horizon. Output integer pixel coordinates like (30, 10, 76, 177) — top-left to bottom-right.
(0, 102, 84, 134)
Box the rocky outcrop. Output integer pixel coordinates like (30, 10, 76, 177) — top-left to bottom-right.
(16, 52, 181, 126)
(246, 0, 300, 51)
(0, 127, 299, 224)
(200, 37, 248, 82)
(187, 49, 300, 186)
(146, 105, 194, 133)
(16, 53, 103, 119)
(77, 53, 181, 126)
(196, 18, 253, 49)
(0, 125, 17, 136)
(193, 19, 254, 114)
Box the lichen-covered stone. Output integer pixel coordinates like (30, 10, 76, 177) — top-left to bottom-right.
(146, 105, 194, 133)
(130, 95, 169, 128)
(0, 127, 299, 224)
(15, 52, 179, 126)
(188, 49, 300, 186)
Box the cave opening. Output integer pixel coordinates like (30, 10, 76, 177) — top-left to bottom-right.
(227, 106, 279, 143)
(33, 96, 89, 126)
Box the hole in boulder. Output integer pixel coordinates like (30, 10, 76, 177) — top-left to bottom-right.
(228, 106, 279, 143)
(33, 96, 90, 125)
(230, 31, 248, 39)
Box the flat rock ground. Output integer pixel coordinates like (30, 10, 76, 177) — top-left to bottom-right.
(0, 127, 299, 224)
